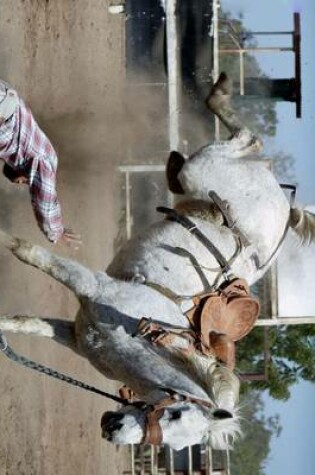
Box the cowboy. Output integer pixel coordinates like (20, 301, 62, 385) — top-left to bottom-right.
(0, 79, 81, 246)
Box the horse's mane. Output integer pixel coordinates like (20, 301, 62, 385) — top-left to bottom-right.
(173, 350, 242, 449)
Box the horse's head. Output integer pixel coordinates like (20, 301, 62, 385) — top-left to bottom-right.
(101, 358, 241, 451)
(101, 398, 240, 451)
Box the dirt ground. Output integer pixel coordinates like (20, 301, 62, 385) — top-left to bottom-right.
(0, 1, 131, 474)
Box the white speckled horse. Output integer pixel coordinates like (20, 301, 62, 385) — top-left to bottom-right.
(0, 74, 314, 451)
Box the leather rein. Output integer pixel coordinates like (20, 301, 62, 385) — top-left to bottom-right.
(0, 328, 203, 445)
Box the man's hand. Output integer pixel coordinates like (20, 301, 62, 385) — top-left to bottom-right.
(58, 228, 82, 250)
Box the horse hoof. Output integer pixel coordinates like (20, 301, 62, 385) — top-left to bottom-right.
(206, 73, 233, 112)
(101, 411, 124, 439)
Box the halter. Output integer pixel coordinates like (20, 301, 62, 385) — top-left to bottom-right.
(139, 392, 215, 445)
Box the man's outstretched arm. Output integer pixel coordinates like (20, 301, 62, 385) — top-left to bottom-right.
(29, 156, 81, 246)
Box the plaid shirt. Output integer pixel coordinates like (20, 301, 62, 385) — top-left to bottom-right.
(0, 82, 64, 242)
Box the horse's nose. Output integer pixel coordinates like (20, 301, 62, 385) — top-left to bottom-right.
(213, 409, 233, 419)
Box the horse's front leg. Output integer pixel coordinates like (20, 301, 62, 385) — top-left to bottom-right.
(206, 72, 263, 155)
(0, 229, 98, 299)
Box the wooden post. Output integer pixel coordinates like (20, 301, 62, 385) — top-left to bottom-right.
(212, 0, 220, 140)
(256, 317, 315, 326)
(165, 0, 180, 151)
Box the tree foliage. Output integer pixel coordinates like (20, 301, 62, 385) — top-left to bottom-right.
(219, 10, 297, 181)
(270, 150, 296, 183)
(218, 10, 278, 138)
(230, 391, 281, 475)
(237, 324, 315, 400)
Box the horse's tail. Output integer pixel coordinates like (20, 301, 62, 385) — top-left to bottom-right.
(289, 207, 315, 245)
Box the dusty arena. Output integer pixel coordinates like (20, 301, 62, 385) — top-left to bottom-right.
(0, 1, 131, 473)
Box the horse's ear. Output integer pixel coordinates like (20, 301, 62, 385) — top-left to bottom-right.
(166, 151, 185, 194)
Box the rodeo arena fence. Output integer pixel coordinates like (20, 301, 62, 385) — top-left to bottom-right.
(115, 0, 307, 473)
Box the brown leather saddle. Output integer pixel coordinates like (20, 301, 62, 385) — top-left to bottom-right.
(135, 278, 259, 371)
(186, 278, 260, 369)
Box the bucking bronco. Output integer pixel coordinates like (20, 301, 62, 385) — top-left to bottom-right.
(0, 74, 314, 451)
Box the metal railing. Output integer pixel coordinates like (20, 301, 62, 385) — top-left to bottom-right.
(124, 444, 230, 475)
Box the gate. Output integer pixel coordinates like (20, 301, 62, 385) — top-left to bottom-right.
(124, 444, 230, 475)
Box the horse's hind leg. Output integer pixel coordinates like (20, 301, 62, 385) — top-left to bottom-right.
(0, 229, 99, 299)
(206, 72, 263, 155)
(0, 316, 78, 353)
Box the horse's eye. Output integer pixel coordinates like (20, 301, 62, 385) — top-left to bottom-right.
(170, 410, 182, 421)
